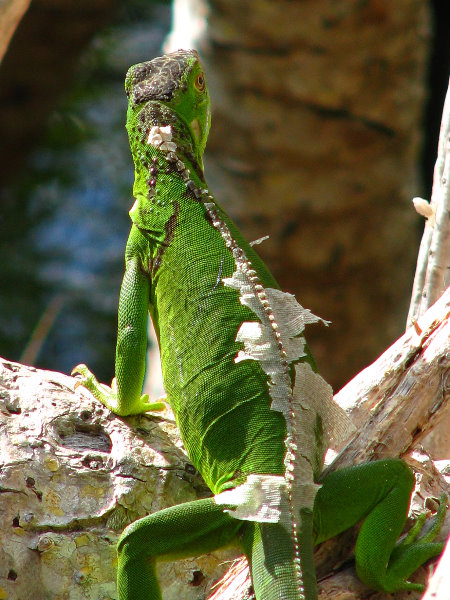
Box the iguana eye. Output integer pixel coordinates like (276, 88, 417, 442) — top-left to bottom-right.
(194, 73, 205, 91)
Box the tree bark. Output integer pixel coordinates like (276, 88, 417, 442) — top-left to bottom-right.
(0, 358, 235, 600)
(408, 77, 450, 327)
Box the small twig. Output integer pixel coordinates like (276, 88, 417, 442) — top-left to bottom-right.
(20, 294, 66, 365)
(407, 77, 450, 328)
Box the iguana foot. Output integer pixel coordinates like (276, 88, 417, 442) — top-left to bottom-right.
(380, 493, 447, 592)
(72, 364, 166, 416)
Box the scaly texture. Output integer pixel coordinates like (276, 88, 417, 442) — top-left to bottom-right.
(73, 50, 446, 600)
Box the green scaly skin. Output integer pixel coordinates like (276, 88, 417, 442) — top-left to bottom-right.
(73, 50, 446, 600)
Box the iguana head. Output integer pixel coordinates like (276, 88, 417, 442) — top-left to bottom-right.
(125, 50, 211, 168)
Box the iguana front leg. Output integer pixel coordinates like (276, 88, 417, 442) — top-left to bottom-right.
(73, 226, 165, 415)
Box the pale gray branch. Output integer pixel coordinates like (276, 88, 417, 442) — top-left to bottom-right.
(407, 78, 450, 327)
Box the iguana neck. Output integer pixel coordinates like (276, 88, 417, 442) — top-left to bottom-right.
(128, 101, 205, 191)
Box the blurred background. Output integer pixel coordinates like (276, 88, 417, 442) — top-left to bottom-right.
(0, 0, 448, 392)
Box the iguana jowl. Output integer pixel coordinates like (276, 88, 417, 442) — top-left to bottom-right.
(73, 50, 445, 600)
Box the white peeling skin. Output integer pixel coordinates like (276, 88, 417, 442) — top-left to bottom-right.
(221, 261, 355, 524)
(214, 474, 288, 523)
(292, 362, 355, 454)
(234, 322, 273, 363)
(147, 125, 177, 152)
(290, 481, 323, 515)
(225, 263, 327, 424)
(265, 289, 330, 339)
(289, 361, 355, 505)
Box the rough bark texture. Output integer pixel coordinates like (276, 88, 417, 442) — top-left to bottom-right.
(332, 287, 450, 464)
(0, 358, 236, 600)
(166, 0, 432, 389)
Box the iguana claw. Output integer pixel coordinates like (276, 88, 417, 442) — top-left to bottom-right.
(72, 363, 166, 415)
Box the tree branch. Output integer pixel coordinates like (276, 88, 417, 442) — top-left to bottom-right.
(407, 77, 450, 327)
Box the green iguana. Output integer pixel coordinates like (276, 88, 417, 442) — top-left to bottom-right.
(73, 50, 446, 600)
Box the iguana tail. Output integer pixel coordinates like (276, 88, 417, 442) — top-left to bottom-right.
(242, 514, 317, 600)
